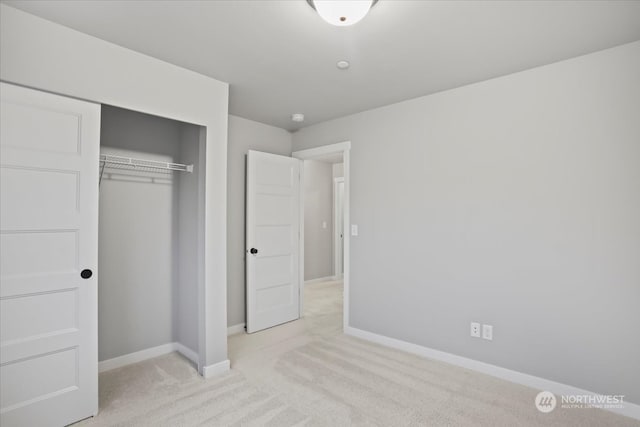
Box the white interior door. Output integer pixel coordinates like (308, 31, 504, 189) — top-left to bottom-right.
(246, 150, 300, 333)
(0, 83, 100, 426)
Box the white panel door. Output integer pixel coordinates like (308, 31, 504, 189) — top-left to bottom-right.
(0, 83, 100, 426)
(246, 150, 300, 333)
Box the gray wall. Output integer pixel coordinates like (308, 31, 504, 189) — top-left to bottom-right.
(99, 106, 202, 361)
(303, 160, 334, 280)
(99, 106, 180, 361)
(292, 41, 640, 403)
(227, 115, 292, 327)
(176, 124, 204, 353)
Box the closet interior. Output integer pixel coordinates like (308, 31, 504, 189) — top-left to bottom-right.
(98, 105, 204, 368)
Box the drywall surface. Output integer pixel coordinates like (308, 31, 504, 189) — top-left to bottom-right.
(98, 106, 180, 361)
(303, 160, 334, 280)
(227, 115, 292, 327)
(0, 4, 229, 368)
(176, 124, 203, 354)
(292, 41, 640, 403)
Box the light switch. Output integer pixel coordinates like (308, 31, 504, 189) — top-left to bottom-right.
(322, 221, 327, 229)
(351, 224, 358, 236)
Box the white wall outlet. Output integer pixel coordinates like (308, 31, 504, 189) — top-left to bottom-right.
(351, 224, 358, 236)
(482, 324, 493, 341)
(322, 221, 327, 229)
(470, 322, 481, 338)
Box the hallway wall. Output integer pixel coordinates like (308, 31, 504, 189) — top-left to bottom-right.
(303, 160, 334, 281)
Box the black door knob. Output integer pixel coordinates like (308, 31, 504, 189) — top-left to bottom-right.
(81, 269, 93, 279)
(250, 248, 258, 254)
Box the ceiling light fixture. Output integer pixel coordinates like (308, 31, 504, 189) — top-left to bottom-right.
(336, 60, 350, 70)
(291, 113, 305, 122)
(307, 0, 377, 27)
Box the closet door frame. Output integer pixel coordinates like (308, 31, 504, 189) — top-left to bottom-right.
(2, 10, 231, 377)
(1, 82, 218, 377)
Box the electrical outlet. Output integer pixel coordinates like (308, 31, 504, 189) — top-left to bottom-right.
(482, 324, 493, 341)
(470, 322, 481, 338)
(351, 224, 358, 236)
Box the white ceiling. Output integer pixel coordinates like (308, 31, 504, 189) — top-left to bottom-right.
(5, 1, 640, 131)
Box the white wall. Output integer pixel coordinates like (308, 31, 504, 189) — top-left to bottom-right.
(293, 41, 640, 403)
(304, 160, 334, 280)
(0, 4, 229, 370)
(227, 115, 292, 327)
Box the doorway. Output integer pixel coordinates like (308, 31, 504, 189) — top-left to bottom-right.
(242, 142, 350, 335)
(293, 142, 350, 330)
(0, 82, 209, 427)
(234, 142, 350, 368)
(98, 105, 204, 372)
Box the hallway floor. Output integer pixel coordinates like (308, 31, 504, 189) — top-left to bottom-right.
(228, 279, 344, 364)
(80, 279, 637, 426)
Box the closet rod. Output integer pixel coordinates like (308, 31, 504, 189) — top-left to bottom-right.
(99, 154, 194, 173)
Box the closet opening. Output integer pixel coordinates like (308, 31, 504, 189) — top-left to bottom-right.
(98, 105, 205, 373)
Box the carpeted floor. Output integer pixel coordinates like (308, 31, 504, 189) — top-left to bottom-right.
(78, 280, 638, 426)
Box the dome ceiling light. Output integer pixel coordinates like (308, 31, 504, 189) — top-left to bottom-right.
(307, 0, 378, 27)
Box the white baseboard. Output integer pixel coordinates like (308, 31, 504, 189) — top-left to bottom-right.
(227, 323, 246, 335)
(174, 342, 199, 365)
(304, 276, 334, 285)
(345, 327, 640, 420)
(99, 343, 176, 373)
(99, 342, 199, 373)
(202, 359, 230, 378)
(100, 343, 229, 380)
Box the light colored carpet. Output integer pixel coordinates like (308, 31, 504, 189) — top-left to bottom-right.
(78, 280, 638, 426)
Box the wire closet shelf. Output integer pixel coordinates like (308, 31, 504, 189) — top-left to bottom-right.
(99, 154, 193, 184)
